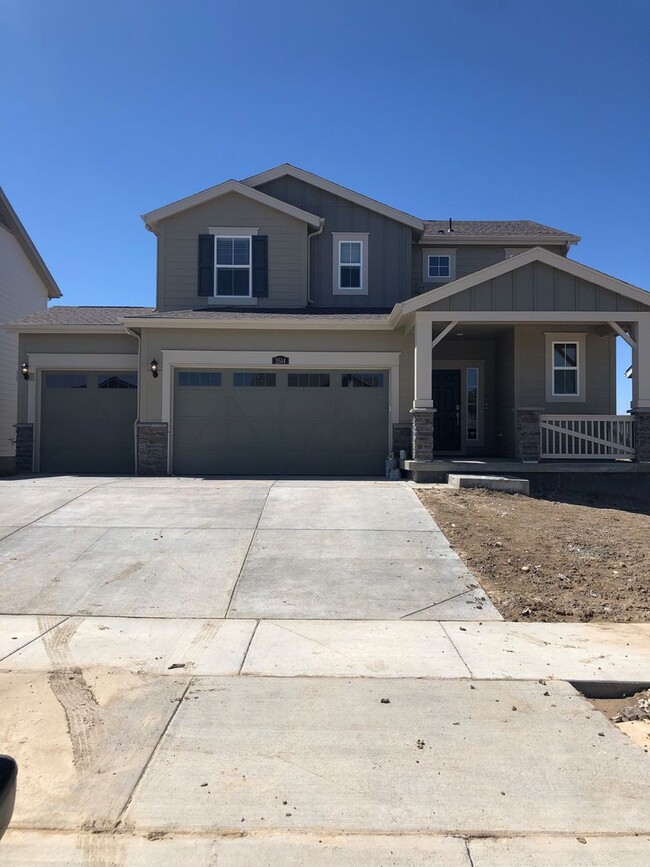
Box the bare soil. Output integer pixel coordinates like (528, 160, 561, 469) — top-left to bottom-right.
(416, 486, 650, 622)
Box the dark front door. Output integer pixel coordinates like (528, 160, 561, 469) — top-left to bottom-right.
(433, 369, 461, 452)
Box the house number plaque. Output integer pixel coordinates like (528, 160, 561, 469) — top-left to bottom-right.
(272, 355, 290, 365)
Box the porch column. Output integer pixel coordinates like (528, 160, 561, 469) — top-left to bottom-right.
(410, 313, 434, 461)
(632, 315, 650, 461)
(516, 408, 542, 462)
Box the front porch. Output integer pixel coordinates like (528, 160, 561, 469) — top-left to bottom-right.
(405, 310, 650, 469)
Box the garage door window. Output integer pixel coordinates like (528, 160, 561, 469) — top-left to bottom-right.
(233, 372, 276, 387)
(178, 371, 222, 387)
(342, 372, 384, 388)
(45, 374, 87, 389)
(288, 373, 330, 388)
(98, 374, 138, 389)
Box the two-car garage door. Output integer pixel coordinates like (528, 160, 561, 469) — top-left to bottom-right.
(172, 368, 389, 476)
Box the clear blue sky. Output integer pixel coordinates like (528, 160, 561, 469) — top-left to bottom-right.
(2, 0, 648, 411)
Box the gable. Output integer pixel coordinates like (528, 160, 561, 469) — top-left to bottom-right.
(399, 247, 650, 318)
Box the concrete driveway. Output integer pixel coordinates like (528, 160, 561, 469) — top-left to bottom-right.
(0, 476, 499, 620)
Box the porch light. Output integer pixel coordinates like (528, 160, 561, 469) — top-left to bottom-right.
(150, 359, 159, 378)
(20, 362, 29, 381)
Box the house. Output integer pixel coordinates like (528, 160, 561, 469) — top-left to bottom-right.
(0, 187, 60, 473)
(6, 164, 650, 479)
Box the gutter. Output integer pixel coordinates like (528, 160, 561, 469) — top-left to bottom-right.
(307, 218, 325, 305)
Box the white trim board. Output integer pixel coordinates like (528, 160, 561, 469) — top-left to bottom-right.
(142, 179, 321, 230)
(160, 349, 401, 475)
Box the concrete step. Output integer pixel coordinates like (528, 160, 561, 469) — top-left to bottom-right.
(448, 473, 530, 494)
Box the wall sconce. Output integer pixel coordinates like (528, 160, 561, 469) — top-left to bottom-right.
(150, 359, 159, 378)
(20, 362, 29, 381)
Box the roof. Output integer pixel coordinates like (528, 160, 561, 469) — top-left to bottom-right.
(421, 220, 580, 244)
(4, 306, 154, 331)
(127, 307, 391, 321)
(0, 187, 62, 298)
(141, 179, 322, 230)
(123, 307, 392, 330)
(242, 164, 424, 231)
(392, 246, 650, 322)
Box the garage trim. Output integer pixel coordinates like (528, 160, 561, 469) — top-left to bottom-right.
(27, 353, 138, 472)
(160, 350, 400, 475)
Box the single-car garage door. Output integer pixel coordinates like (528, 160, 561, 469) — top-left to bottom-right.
(172, 368, 389, 476)
(40, 371, 137, 473)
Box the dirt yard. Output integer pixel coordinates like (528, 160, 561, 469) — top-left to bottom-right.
(416, 486, 650, 622)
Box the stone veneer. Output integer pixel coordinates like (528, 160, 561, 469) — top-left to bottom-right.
(137, 422, 169, 476)
(516, 409, 541, 462)
(633, 409, 650, 462)
(14, 423, 33, 473)
(410, 409, 434, 462)
(391, 423, 412, 458)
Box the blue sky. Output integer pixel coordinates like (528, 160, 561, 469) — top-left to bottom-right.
(2, 0, 648, 411)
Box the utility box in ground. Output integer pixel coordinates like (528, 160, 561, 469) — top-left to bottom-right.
(448, 474, 530, 495)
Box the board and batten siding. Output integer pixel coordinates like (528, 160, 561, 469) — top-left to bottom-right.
(155, 192, 309, 311)
(255, 176, 414, 308)
(424, 261, 647, 313)
(0, 225, 50, 460)
(514, 325, 616, 414)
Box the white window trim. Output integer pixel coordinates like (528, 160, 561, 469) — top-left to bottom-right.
(214, 234, 252, 299)
(422, 247, 456, 283)
(545, 332, 586, 403)
(332, 232, 369, 295)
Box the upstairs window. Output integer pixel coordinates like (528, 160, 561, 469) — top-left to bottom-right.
(215, 236, 251, 297)
(428, 255, 450, 279)
(333, 233, 369, 295)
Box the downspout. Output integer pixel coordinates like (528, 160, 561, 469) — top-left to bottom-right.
(307, 218, 325, 306)
(125, 326, 141, 475)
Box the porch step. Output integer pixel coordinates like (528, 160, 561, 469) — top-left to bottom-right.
(448, 474, 530, 495)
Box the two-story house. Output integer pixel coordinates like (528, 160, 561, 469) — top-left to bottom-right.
(0, 187, 60, 473)
(7, 164, 650, 479)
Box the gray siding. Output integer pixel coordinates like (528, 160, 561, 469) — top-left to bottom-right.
(427, 261, 647, 312)
(495, 330, 515, 456)
(156, 192, 308, 311)
(412, 245, 567, 296)
(255, 177, 414, 308)
(514, 325, 615, 414)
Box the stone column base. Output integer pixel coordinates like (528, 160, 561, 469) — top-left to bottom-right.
(516, 408, 542, 462)
(137, 422, 169, 476)
(633, 409, 650, 462)
(410, 408, 434, 462)
(14, 423, 34, 474)
(392, 423, 412, 458)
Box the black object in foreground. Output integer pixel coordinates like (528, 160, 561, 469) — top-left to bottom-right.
(0, 755, 17, 841)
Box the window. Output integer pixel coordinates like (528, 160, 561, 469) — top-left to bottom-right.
(288, 373, 330, 388)
(339, 241, 362, 289)
(466, 368, 478, 441)
(178, 371, 222, 388)
(342, 372, 384, 388)
(233, 372, 276, 387)
(215, 236, 251, 297)
(545, 333, 585, 402)
(422, 248, 456, 282)
(333, 233, 369, 295)
(552, 342, 579, 396)
(45, 374, 87, 389)
(98, 373, 137, 389)
(428, 255, 450, 279)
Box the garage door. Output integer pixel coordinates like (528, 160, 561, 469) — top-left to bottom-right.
(40, 371, 137, 473)
(172, 368, 389, 476)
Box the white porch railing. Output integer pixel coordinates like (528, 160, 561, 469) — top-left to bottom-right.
(539, 415, 635, 459)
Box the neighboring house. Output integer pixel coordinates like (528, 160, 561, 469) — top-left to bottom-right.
(6, 164, 650, 478)
(0, 188, 60, 472)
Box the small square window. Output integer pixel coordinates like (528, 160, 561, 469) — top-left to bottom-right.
(342, 372, 384, 388)
(178, 371, 222, 388)
(233, 372, 276, 387)
(288, 373, 330, 388)
(428, 255, 451, 278)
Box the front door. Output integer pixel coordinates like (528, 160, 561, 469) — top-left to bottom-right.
(433, 369, 461, 452)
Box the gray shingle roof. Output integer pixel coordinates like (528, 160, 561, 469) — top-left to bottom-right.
(4, 306, 155, 328)
(126, 308, 392, 322)
(422, 220, 579, 240)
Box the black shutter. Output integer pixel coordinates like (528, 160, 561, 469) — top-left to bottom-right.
(197, 234, 214, 296)
(252, 235, 269, 298)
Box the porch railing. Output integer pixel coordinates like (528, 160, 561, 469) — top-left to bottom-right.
(539, 415, 635, 459)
